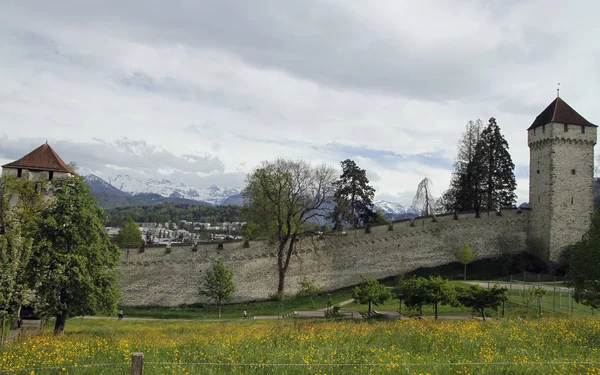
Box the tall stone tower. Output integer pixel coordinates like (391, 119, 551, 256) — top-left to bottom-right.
(528, 97, 597, 261)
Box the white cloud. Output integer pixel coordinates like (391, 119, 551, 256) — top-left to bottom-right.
(0, 0, 598, 206)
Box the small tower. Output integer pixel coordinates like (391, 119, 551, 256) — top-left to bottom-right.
(528, 97, 597, 261)
(1, 143, 75, 180)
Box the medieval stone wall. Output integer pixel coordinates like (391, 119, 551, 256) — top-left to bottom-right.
(118, 208, 530, 306)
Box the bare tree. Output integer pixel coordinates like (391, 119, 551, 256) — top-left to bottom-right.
(243, 159, 335, 294)
(413, 177, 436, 216)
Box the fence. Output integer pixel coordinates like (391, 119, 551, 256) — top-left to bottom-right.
(484, 272, 595, 317)
(3, 354, 599, 374)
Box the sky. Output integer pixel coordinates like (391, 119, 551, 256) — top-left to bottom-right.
(1, 0, 599, 206)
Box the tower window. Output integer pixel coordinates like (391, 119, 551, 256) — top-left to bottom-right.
(49, 171, 54, 181)
(581, 125, 585, 134)
(564, 124, 568, 132)
(571, 197, 574, 205)
(537, 169, 540, 174)
(571, 169, 576, 175)
(17, 168, 22, 178)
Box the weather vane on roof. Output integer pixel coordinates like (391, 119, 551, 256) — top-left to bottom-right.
(557, 82, 560, 98)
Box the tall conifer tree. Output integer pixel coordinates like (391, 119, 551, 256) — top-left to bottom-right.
(331, 159, 375, 228)
(473, 117, 517, 209)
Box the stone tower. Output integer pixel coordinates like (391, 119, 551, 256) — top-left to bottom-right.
(528, 97, 597, 261)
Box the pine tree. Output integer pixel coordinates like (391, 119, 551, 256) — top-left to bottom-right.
(442, 120, 484, 213)
(473, 117, 517, 210)
(331, 159, 375, 229)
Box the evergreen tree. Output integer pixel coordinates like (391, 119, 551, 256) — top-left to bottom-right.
(442, 120, 483, 213)
(332, 159, 375, 229)
(473, 117, 517, 210)
(30, 176, 120, 334)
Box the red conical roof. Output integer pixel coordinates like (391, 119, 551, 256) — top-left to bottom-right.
(2, 143, 76, 174)
(529, 97, 596, 130)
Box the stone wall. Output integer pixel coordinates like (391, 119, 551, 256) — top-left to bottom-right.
(118, 208, 530, 306)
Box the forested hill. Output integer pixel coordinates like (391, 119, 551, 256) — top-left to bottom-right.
(104, 203, 243, 227)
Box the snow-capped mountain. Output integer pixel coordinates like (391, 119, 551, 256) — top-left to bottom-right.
(108, 174, 242, 205)
(84, 174, 128, 197)
(373, 200, 418, 216)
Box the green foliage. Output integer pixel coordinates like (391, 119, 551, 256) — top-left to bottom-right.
(372, 210, 389, 225)
(297, 277, 323, 309)
(457, 242, 476, 280)
(114, 217, 143, 247)
(473, 117, 517, 210)
(442, 118, 516, 212)
(241, 221, 259, 239)
(243, 159, 335, 293)
(104, 203, 243, 227)
(569, 208, 600, 309)
(352, 278, 391, 314)
(31, 176, 121, 334)
(457, 285, 508, 320)
(331, 159, 375, 229)
(200, 261, 236, 319)
(396, 276, 456, 319)
(0, 176, 45, 325)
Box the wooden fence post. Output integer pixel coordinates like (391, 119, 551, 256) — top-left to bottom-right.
(131, 352, 144, 375)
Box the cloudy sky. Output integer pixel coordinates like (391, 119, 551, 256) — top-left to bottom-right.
(1, 0, 599, 205)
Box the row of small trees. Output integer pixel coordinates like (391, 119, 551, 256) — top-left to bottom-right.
(352, 276, 508, 321)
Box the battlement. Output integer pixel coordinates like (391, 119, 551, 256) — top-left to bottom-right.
(118, 208, 530, 306)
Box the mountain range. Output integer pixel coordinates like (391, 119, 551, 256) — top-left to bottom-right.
(84, 174, 418, 216)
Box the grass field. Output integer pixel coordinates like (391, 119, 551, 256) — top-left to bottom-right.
(2, 317, 600, 374)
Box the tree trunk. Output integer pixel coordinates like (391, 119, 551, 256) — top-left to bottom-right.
(368, 300, 372, 314)
(277, 267, 286, 294)
(434, 303, 438, 320)
(1, 317, 5, 350)
(464, 264, 467, 281)
(419, 304, 423, 316)
(218, 305, 222, 319)
(10, 306, 21, 330)
(54, 315, 66, 335)
(481, 308, 486, 321)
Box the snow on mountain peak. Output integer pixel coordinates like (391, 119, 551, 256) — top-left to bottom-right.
(107, 175, 241, 205)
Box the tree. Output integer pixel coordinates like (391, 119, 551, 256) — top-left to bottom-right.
(457, 285, 508, 320)
(29, 176, 121, 334)
(422, 276, 456, 320)
(372, 210, 389, 225)
(0, 176, 45, 341)
(331, 159, 375, 229)
(352, 277, 391, 314)
(395, 276, 428, 316)
(473, 117, 517, 210)
(457, 243, 476, 280)
(242, 159, 335, 294)
(441, 120, 484, 213)
(413, 177, 436, 216)
(569, 208, 600, 309)
(297, 277, 323, 309)
(396, 276, 456, 319)
(200, 261, 236, 319)
(114, 217, 143, 247)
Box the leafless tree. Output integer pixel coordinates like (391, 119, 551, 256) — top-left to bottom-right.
(413, 177, 436, 216)
(243, 159, 335, 294)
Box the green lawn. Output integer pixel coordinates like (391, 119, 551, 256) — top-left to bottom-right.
(121, 287, 355, 320)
